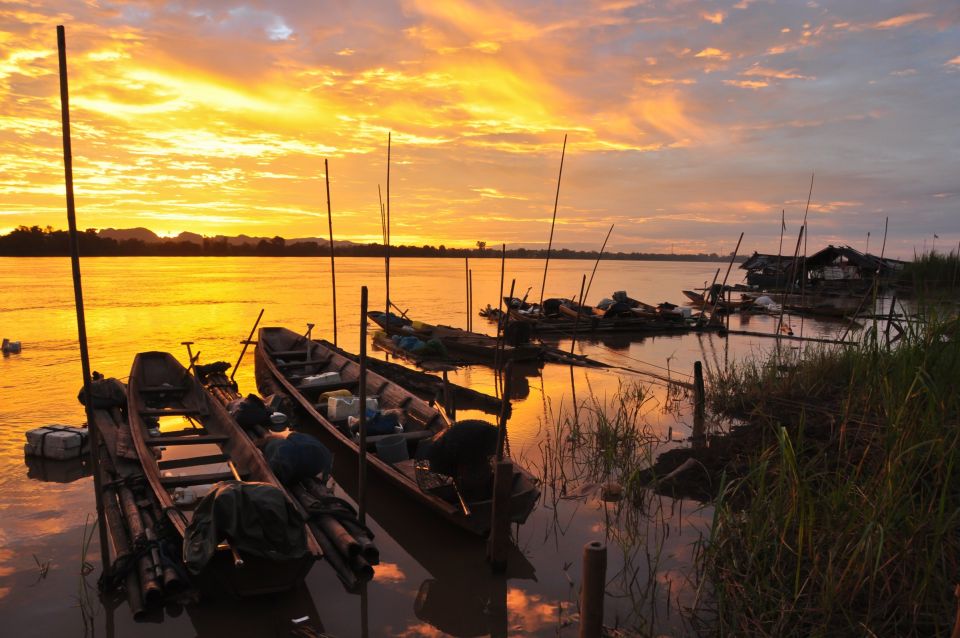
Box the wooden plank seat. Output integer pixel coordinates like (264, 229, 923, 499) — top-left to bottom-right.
(146, 434, 229, 446)
(139, 407, 206, 417)
(154, 427, 206, 437)
(277, 360, 325, 370)
(158, 453, 228, 470)
(139, 385, 189, 394)
(365, 429, 435, 445)
(296, 379, 356, 393)
(269, 349, 313, 358)
(160, 469, 245, 487)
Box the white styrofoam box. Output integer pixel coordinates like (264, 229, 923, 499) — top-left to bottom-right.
(299, 371, 342, 389)
(327, 396, 378, 421)
(24, 425, 89, 460)
(172, 483, 217, 506)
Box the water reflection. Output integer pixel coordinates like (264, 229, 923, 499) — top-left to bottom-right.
(0, 256, 870, 635)
(24, 455, 91, 483)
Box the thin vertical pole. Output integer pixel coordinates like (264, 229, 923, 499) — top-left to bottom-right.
(497, 279, 516, 394)
(496, 362, 513, 461)
(539, 134, 568, 309)
(57, 24, 109, 575)
(325, 159, 338, 346)
(231, 308, 264, 382)
(468, 269, 474, 333)
(385, 134, 391, 320)
(583, 224, 614, 305)
(776, 225, 806, 339)
(798, 173, 814, 339)
(358, 286, 369, 526)
(708, 232, 743, 323)
(494, 244, 506, 371)
(776, 210, 785, 289)
(465, 257, 470, 330)
(570, 274, 587, 355)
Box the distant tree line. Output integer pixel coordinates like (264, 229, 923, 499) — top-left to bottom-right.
(0, 225, 735, 261)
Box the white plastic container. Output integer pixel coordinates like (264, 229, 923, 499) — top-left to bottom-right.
(24, 425, 89, 460)
(172, 483, 217, 506)
(328, 396, 378, 420)
(300, 371, 342, 389)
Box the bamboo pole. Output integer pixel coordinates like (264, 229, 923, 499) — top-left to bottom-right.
(798, 173, 815, 339)
(469, 268, 474, 333)
(465, 257, 470, 330)
(231, 308, 264, 383)
(708, 232, 744, 323)
(776, 225, 806, 340)
(385, 134, 391, 320)
(494, 244, 506, 370)
(539, 134, 568, 309)
(57, 24, 110, 578)
(570, 274, 587, 355)
(776, 210, 785, 288)
(358, 286, 369, 526)
(583, 224, 614, 305)
(325, 158, 338, 346)
(486, 458, 513, 571)
(496, 361, 513, 461)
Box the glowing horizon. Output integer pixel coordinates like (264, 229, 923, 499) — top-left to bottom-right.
(0, 1, 957, 259)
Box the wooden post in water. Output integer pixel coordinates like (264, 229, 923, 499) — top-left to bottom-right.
(469, 268, 474, 333)
(325, 159, 338, 346)
(57, 24, 110, 577)
(693, 361, 705, 420)
(465, 256, 470, 330)
(579, 541, 607, 638)
(358, 286, 369, 526)
(231, 307, 264, 382)
(487, 361, 514, 570)
(539, 134, 568, 309)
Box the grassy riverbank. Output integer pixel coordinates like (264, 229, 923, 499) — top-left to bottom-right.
(698, 315, 960, 636)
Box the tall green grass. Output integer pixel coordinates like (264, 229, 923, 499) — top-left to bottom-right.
(903, 250, 960, 295)
(697, 314, 960, 636)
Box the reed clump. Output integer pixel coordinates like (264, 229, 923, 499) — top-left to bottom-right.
(697, 315, 960, 636)
(902, 249, 960, 295)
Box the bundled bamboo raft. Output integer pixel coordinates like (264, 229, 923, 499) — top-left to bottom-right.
(197, 364, 380, 591)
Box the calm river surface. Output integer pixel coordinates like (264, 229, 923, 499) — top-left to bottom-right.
(0, 257, 851, 637)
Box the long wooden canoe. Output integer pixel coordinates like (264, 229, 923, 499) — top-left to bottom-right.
(127, 351, 321, 596)
(367, 311, 542, 364)
(255, 326, 540, 535)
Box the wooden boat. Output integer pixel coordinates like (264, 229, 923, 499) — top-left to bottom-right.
(127, 351, 321, 596)
(367, 311, 541, 364)
(682, 289, 754, 311)
(783, 303, 853, 319)
(255, 326, 541, 535)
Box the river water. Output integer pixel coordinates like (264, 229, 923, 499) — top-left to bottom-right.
(0, 256, 854, 637)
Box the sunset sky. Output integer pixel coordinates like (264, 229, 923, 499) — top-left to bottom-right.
(0, 0, 957, 257)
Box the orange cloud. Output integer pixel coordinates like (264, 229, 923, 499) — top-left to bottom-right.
(694, 47, 731, 61)
(872, 13, 932, 30)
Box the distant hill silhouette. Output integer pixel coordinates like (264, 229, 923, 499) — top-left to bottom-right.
(0, 225, 735, 262)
